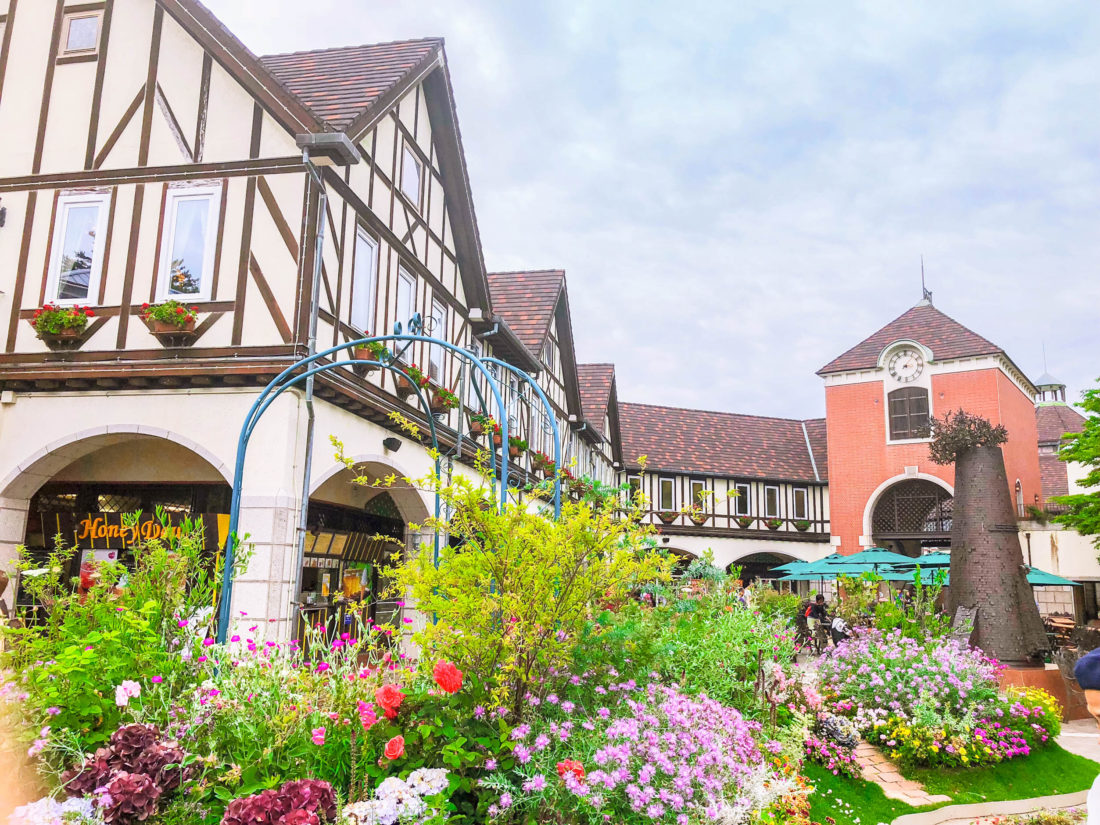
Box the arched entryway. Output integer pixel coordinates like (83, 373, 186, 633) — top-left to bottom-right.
(731, 552, 801, 586)
(1, 430, 233, 618)
(870, 478, 953, 557)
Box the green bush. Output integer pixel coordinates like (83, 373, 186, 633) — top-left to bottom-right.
(750, 585, 801, 625)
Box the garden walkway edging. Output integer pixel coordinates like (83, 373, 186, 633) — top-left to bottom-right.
(890, 790, 1088, 825)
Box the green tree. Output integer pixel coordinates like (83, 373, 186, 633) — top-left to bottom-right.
(1053, 380, 1100, 550)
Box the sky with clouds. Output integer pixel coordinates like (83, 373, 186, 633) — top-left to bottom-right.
(207, 0, 1100, 420)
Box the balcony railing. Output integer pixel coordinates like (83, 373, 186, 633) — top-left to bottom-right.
(643, 510, 829, 537)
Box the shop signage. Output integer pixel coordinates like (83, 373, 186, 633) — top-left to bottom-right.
(41, 512, 230, 553)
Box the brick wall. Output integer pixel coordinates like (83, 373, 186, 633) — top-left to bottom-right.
(825, 367, 1040, 553)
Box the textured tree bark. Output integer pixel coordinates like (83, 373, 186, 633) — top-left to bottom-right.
(948, 445, 1048, 664)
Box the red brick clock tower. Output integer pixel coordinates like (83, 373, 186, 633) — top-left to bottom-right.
(819, 297, 1041, 556)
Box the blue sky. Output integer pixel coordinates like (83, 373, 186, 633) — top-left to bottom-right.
(206, 0, 1100, 419)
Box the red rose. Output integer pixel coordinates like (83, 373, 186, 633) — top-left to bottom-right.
(383, 735, 405, 761)
(432, 661, 463, 694)
(374, 683, 405, 718)
(556, 760, 585, 781)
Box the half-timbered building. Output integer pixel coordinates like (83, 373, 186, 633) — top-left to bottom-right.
(0, 0, 549, 637)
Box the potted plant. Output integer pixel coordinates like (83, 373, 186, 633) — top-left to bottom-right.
(765, 518, 783, 530)
(491, 421, 503, 448)
(794, 519, 812, 532)
(352, 337, 389, 372)
(657, 510, 679, 525)
(689, 507, 709, 527)
(530, 450, 556, 477)
(468, 412, 494, 437)
(735, 515, 755, 529)
(394, 363, 430, 401)
(30, 304, 94, 350)
(508, 436, 528, 459)
(141, 299, 198, 333)
(569, 476, 593, 497)
(430, 386, 460, 415)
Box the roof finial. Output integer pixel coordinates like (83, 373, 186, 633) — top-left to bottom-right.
(919, 256, 933, 306)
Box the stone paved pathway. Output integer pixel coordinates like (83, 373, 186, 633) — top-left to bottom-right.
(854, 742, 953, 807)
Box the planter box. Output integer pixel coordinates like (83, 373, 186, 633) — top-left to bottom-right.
(735, 517, 755, 529)
(144, 317, 199, 348)
(393, 374, 416, 400)
(468, 418, 486, 436)
(508, 445, 522, 459)
(690, 514, 709, 526)
(351, 347, 381, 372)
(492, 433, 503, 448)
(430, 391, 454, 415)
(34, 324, 85, 351)
(657, 512, 679, 525)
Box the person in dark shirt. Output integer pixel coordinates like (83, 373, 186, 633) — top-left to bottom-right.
(805, 594, 827, 632)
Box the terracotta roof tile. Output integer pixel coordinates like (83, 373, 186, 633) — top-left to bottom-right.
(485, 270, 564, 353)
(260, 39, 441, 130)
(578, 364, 615, 436)
(1036, 404, 1087, 444)
(818, 303, 1003, 375)
(1040, 453, 1070, 502)
(620, 402, 826, 481)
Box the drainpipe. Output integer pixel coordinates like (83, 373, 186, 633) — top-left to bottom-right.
(287, 133, 359, 630)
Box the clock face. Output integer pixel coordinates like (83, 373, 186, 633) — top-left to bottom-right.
(888, 348, 924, 382)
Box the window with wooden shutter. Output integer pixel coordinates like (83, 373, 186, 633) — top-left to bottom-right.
(888, 387, 930, 440)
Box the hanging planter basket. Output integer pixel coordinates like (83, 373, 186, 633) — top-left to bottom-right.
(351, 346, 381, 373)
(657, 511, 679, 525)
(468, 417, 486, 436)
(735, 516, 755, 529)
(689, 513, 709, 527)
(765, 518, 783, 531)
(794, 520, 812, 532)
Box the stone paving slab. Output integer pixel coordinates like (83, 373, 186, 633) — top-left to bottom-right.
(891, 790, 1088, 825)
(852, 741, 952, 806)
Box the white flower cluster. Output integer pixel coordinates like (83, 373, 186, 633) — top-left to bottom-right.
(8, 796, 100, 825)
(342, 770, 449, 825)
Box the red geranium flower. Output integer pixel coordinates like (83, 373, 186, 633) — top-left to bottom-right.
(432, 661, 463, 694)
(85, 309, 95, 317)
(556, 760, 585, 781)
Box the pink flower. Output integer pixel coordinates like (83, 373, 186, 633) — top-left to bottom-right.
(202, 638, 215, 647)
(151, 676, 163, 684)
(311, 727, 326, 746)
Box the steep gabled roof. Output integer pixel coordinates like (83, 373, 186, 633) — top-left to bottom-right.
(619, 403, 827, 482)
(818, 303, 1004, 375)
(261, 40, 442, 132)
(578, 364, 615, 436)
(1036, 404, 1088, 444)
(485, 270, 564, 353)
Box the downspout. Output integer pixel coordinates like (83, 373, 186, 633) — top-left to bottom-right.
(289, 151, 327, 624)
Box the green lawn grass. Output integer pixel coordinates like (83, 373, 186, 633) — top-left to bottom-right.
(903, 745, 1098, 805)
(803, 762, 926, 825)
(806, 745, 1098, 825)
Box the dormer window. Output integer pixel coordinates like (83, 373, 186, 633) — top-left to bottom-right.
(399, 144, 422, 209)
(542, 337, 556, 369)
(888, 386, 930, 440)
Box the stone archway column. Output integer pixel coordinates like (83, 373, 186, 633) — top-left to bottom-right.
(0, 497, 30, 586)
(226, 493, 303, 642)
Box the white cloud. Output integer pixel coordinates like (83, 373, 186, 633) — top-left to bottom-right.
(205, 0, 1100, 416)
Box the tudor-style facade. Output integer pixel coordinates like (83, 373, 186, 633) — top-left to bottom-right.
(0, 0, 551, 638)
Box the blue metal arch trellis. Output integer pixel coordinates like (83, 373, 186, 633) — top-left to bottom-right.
(214, 320, 562, 642)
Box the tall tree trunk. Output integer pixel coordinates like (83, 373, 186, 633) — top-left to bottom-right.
(948, 445, 1047, 664)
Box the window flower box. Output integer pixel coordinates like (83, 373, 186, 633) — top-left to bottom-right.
(430, 387, 460, 415)
(141, 300, 199, 347)
(352, 338, 388, 373)
(30, 304, 94, 351)
(794, 519, 812, 532)
(735, 515, 755, 529)
(508, 436, 528, 459)
(765, 518, 783, 530)
(395, 363, 430, 401)
(468, 413, 494, 437)
(657, 510, 679, 525)
(689, 511, 709, 527)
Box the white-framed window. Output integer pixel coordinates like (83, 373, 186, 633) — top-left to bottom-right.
(627, 475, 641, 501)
(658, 477, 675, 511)
(734, 482, 751, 516)
(542, 337, 557, 370)
(394, 267, 415, 359)
(46, 192, 111, 304)
(764, 485, 780, 519)
(157, 185, 221, 301)
(428, 297, 447, 383)
(61, 10, 103, 56)
(793, 487, 809, 520)
(349, 228, 378, 333)
(690, 479, 708, 506)
(399, 144, 422, 208)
